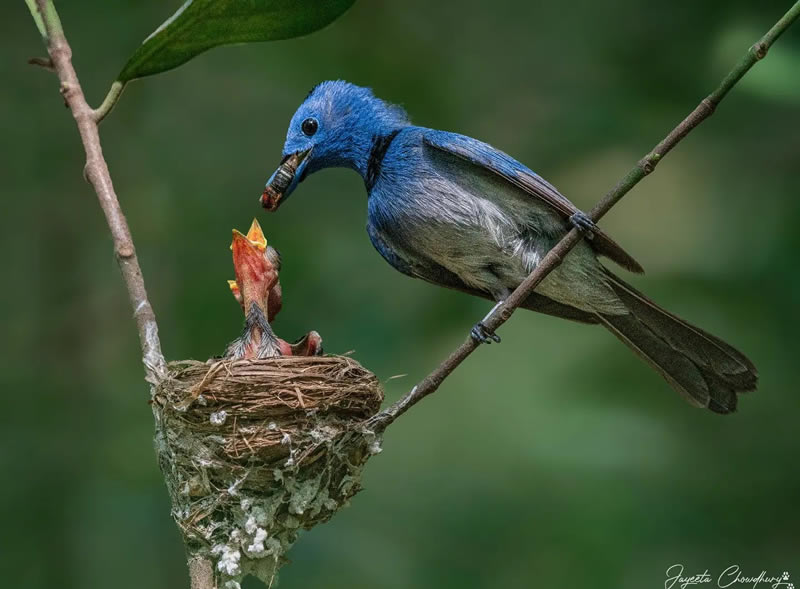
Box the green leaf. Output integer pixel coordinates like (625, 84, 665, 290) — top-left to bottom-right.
(118, 0, 356, 82)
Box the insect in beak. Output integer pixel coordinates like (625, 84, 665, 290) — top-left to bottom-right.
(261, 147, 312, 211)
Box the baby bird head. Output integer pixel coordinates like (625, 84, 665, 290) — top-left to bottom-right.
(230, 219, 280, 321)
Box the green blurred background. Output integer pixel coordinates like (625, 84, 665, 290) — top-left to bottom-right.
(3, 1, 799, 587)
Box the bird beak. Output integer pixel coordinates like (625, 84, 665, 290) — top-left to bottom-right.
(260, 147, 312, 211)
(228, 280, 244, 310)
(245, 218, 268, 250)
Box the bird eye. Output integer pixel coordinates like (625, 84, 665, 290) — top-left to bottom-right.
(301, 117, 318, 137)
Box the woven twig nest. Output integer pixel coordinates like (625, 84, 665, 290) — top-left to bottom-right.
(152, 355, 384, 587)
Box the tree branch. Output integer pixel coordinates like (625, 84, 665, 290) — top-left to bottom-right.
(29, 0, 166, 384)
(369, 0, 800, 432)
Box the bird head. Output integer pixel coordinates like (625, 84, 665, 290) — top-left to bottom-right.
(261, 80, 409, 211)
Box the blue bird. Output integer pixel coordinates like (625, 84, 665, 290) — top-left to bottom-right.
(261, 80, 757, 413)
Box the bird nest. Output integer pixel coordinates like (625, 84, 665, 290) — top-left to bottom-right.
(152, 355, 384, 587)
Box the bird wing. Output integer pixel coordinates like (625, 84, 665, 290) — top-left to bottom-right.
(422, 130, 644, 274)
(366, 222, 598, 324)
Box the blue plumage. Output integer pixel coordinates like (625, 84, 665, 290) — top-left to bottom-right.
(261, 80, 757, 413)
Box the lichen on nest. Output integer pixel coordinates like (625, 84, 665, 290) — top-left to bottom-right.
(152, 356, 384, 587)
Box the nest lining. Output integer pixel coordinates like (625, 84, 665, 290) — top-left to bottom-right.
(152, 355, 384, 587)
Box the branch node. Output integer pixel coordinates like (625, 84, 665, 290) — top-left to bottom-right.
(59, 81, 77, 99)
(701, 97, 717, 114)
(752, 41, 769, 60)
(117, 244, 135, 259)
(639, 155, 659, 175)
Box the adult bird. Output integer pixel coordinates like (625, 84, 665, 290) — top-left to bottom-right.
(260, 80, 757, 413)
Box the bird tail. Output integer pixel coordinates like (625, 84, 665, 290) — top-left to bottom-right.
(596, 271, 757, 413)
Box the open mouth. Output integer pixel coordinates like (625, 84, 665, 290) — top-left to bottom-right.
(260, 148, 311, 211)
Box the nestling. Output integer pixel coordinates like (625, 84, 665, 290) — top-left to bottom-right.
(261, 81, 757, 413)
(226, 219, 322, 359)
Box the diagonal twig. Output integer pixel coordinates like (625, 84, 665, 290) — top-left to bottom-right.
(368, 0, 800, 432)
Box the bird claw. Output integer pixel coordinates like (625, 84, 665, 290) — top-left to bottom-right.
(569, 211, 596, 239)
(471, 322, 501, 344)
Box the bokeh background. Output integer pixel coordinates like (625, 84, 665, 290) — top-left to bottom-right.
(2, 0, 799, 587)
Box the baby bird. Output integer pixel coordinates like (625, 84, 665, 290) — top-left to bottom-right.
(226, 220, 322, 359)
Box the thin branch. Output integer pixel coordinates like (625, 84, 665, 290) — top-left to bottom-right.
(369, 0, 800, 432)
(29, 0, 166, 384)
(27, 56, 55, 71)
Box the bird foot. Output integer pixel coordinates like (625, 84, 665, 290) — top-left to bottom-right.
(471, 322, 501, 344)
(569, 211, 596, 239)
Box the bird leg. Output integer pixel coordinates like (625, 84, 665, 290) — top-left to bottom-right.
(470, 300, 504, 344)
(569, 211, 596, 239)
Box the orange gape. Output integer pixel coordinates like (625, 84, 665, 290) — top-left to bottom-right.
(227, 219, 322, 359)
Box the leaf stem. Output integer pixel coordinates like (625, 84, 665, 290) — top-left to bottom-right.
(93, 80, 126, 123)
(368, 0, 800, 432)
